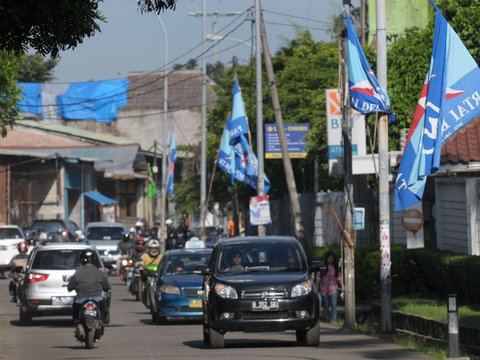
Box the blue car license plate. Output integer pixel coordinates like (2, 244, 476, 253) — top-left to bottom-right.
(252, 300, 279, 311)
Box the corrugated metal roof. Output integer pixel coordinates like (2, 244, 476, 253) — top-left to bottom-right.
(441, 116, 480, 164)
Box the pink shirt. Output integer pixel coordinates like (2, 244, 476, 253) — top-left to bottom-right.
(319, 265, 341, 296)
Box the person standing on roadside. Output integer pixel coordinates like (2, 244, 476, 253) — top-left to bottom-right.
(316, 251, 344, 322)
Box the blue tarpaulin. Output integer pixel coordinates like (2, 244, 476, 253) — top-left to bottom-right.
(56, 79, 129, 123)
(17, 82, 42, 115)
(84, 191, 117, 206)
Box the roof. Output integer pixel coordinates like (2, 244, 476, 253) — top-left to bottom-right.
(84, 191, 118, 206)
(34, 243, 94, 250)
(441, 116, 480, 164)
(85, 222, 124, 228)
(216, 236, 298, 246)
(124, 70, 218, 111)
(15, 119, 153, 153)
(164, 248, 213, 256)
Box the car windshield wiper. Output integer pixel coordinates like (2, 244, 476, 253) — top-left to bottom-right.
(245, 266, 270, 272)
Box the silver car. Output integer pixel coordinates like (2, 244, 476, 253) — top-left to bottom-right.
(0, 225, 26, 273)
(17, 243, 111, 325)
(85, 222, 124, 273)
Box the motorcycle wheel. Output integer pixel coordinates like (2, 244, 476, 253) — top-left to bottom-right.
(135, 280, 142, 301)
(85, 327, 95, 349)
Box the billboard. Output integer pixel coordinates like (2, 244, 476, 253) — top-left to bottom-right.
(265, 123, 309, 159)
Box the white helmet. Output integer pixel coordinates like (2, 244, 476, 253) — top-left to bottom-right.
(165, 218, 173, 225)
(147, 239, 160, 256)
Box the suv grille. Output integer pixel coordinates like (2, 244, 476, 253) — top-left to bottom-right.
(183, 288, 201, 297)
(241, 290, 287, 299)
(242, 311, 289, 320)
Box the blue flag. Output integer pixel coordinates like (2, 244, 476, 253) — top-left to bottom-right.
(217, 119, 236, 185)
(395, 2, 480, 211)
(228, 76, 249, 144)
(345, 13, 393, 117)
(167, 130, 176, 197)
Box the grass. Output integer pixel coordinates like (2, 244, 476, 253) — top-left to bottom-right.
(391, 294, 480, 328)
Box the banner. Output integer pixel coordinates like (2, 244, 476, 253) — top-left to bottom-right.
(249, 195, 272, 226)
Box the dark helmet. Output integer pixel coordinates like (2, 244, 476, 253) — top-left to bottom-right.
(122, 231, 131, 242)
(80, 249, 96, 265)
(135, 238, 146, 251)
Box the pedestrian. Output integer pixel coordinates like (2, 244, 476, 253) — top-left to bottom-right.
(316, 251, 344, 322)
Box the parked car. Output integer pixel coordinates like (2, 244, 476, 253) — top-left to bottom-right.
(17, 243, 111, 325)
(84, 222, 124, 274)
(200, 236, 325, 348)
(28, 219, 83, 243)
(0, 225, 26, 273)
(152, 248, 213, 324)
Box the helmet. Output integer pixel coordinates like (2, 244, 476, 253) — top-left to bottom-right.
(165, 218, 173, 225)
(154, 219, 161, 225)
(135, 239, 146, 251)
(147, 239, 160, 256)
(16, 241, 28, 253)
(135, 220, 144, 230)
(80, 249, 96, 265)
(122, 231, 131, 242)
(129, 226, 136, 233)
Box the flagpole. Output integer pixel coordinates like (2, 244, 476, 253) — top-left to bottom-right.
(376, 0, 392, 333)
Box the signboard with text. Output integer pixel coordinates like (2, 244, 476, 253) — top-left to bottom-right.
(265, 123, 309, 159)
(326, 89, 367, 175)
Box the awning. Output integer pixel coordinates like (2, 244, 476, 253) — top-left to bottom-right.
(84, 191, 117, 206)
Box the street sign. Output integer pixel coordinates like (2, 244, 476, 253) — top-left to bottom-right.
(264, 123, 309, 159)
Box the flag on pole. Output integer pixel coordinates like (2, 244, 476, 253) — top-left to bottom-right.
(228, 76, 250, 145)
(345, 13, 393, 117)
(395, 1, 480, 211)
(217, 120, 236, 184)
(167, 130, 176, 197)
(147, 163, 157, 199)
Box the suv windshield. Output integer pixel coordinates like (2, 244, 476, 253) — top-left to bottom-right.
(31, 221, 65, 233)
(86, 227, 123, 241)
(31, 249, 102, 270)
(0, 228, 23, 239)
(217, 242, 305, 273)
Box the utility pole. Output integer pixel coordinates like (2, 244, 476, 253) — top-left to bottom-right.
(341, 0, 356, 330)
(258, 8, 306, 248)
(376, 0, 392, 333)
(361, 0, 366, 47)
(200, 0, 208, 239)
(255, 0, 265, 237)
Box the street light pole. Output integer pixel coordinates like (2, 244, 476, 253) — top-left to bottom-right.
(200, 0, 208, 238)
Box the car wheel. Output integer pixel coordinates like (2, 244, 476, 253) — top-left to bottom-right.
(304, 322, 320, 346)
(155, 311, 167, 325)
(203, 323, 210, 346)
(104, 310, 110, 325)
(208, 326, 224, 348)
(296, 329, 306, 344)
(19, 307, 32, 325)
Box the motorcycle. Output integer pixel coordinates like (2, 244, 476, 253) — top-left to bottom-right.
(128, 261, 143, 301)
(119, 256, 133, 283)
(142, 264, 158, 311)
(74, 299, 105, 349)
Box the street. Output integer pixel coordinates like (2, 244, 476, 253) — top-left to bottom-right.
(0, 275, 431, 360)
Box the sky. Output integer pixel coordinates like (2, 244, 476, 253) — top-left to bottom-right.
(53, 0, 354, 83)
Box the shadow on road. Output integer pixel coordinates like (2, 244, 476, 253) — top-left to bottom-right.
(10, 318, 73, 328)
(184, 338, 298, 349)
(140, 318, 202, 326)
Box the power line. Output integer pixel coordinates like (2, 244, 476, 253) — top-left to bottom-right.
(263, 8, 333, 26)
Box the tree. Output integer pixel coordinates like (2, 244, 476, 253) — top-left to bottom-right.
(0, 1, 176, 58)
(0, 50, 22, 136)
(173, 58, 198, 71)
(17, 55, 59, 83)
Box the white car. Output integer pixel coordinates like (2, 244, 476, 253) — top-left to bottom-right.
(85, 222, 124, 273)
(0, 225, 26, 273)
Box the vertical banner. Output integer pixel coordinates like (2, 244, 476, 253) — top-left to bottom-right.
(326, 89, 367, 176)
(249, 195, 272, 226)
(380, 223, 391, 280)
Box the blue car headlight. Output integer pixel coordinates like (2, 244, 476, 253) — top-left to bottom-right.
(214, 283, 238, 299)
(159, 284, 180, 295)
(291, 281, 312, 297)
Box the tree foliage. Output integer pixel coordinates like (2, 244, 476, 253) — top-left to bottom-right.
(0, 51, 22, 137)
(17, 55, 59, 83)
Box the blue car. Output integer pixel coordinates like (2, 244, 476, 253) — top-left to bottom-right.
(152, 248, 212, 324)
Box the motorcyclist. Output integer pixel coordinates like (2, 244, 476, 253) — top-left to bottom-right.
(140, 239, 162, 268)
(117, 231, 135, 256)
(126, 239, 145, 287)
(8, 241, 29, 303)
(135, 220, 149, 238)
(174, 221, 189, 249)
(150, 219, 161, 240)
(165, 219, 176, 250)
(67, 249, 110, 324)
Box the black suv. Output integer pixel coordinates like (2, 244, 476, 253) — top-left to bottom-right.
(28, 219, 83, 243)
(200, 236, 325, 348)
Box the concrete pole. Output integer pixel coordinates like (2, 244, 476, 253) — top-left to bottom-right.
(376, 0, 392, 333)
(255, 0, 265, 236)
(155, 14, 169, 254)
(200, 0, 208, 238)
(341, 0, 356, 330)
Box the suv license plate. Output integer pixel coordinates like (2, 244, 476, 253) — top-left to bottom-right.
(252, 300, 279, 311)
(52, 296, 75, 305)
(189, 299, 202, 308)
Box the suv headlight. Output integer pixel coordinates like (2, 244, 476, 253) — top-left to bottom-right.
(291, 281, 312, 297)
(214, 283, 238, 299)
(159, 285, 180, 294)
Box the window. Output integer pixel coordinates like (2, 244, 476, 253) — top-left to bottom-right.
(87, 227, 123, 240)
(0, 228, 23, 240)
(32, 249, 102, 270)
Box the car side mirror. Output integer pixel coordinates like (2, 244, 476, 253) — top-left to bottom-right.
(310, 260, 326, 273)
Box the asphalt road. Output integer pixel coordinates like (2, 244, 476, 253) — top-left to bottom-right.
(0, 274, 431, 360)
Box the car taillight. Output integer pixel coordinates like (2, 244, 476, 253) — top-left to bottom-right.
(28, 272, 49, 283)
